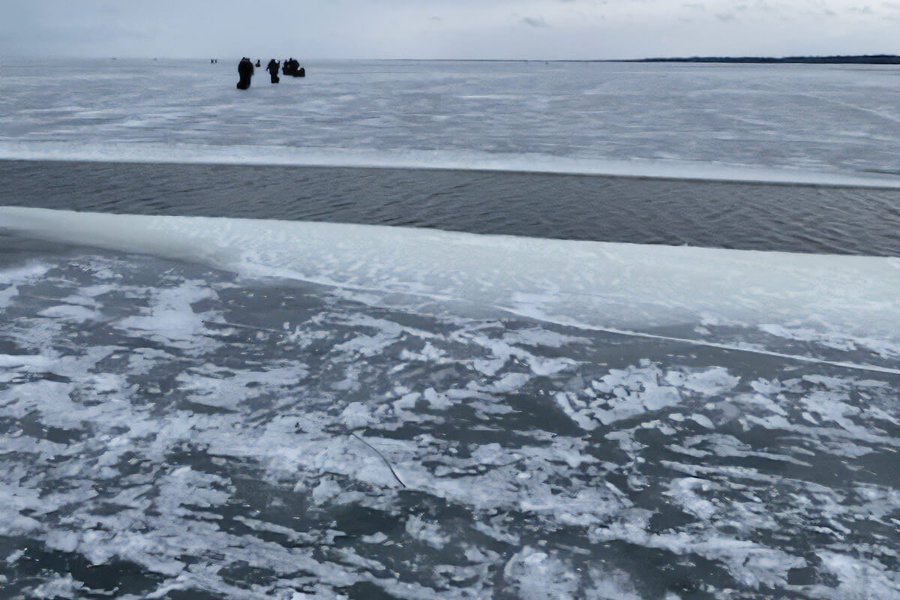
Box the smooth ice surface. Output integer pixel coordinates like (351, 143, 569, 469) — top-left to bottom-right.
(2, 207, 899, 372)
(2, 60, 900, 187)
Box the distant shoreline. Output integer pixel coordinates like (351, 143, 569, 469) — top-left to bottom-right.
(376, 55, 900, 65)
(627, 54, 900, 65)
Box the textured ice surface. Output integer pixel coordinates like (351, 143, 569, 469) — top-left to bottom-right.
(2, 60, 900, 187)
(0, 215, 898, 598)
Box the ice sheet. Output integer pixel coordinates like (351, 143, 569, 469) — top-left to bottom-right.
(0, 247, 897, 598)
(2, 60, 900, 188)
(1, 207, 898, 366)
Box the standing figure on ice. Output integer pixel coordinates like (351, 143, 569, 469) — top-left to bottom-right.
(266, 59, 280, 84)
(236, 57, 254, 90)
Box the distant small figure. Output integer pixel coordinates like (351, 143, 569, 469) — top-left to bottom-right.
(236, 57, 254, 90)
(255, 59, 261, 67)
(267, 59, 280, 84)
(282, 58, 305, 78)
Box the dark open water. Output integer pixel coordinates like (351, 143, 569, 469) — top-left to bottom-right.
(2, 160, 899, 256)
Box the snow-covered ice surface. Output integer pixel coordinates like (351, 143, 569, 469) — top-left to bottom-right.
(1, 210, 898, 598)
(1, 59, 900, 187)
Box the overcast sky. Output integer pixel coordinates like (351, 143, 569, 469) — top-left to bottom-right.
(1, 0, 898, 60)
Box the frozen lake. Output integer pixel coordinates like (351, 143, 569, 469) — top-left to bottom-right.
(1, 59, 899, 186)
(1, 60, 899, 599)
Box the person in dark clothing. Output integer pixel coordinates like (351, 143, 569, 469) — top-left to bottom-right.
(255, 59, 261, 67)
(266, 59, 280, 84)
(236, 57, 254, 90)
(284, 58, 303, 77)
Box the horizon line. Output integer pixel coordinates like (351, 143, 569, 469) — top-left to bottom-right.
(2, 52, 899, 63)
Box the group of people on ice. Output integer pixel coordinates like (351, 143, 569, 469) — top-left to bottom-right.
(236, 57, 306, 90)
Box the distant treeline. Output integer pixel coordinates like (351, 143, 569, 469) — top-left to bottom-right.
(631, 55, 900, 65)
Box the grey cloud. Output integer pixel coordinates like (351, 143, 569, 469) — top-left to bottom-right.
(521, 16, 552, 27)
